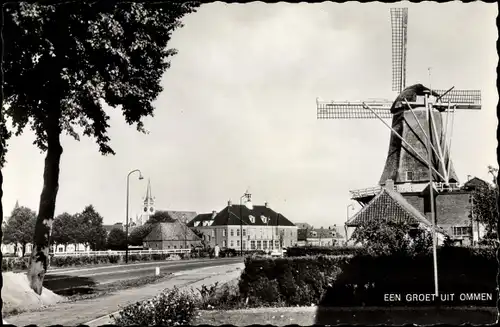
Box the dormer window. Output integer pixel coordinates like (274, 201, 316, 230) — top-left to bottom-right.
(261, 216, 267, 224)
(249, 215, 255, 224)
(406, 171, 414, 182)
(203, 221, 210, 227)
(194, 221, 200, 227)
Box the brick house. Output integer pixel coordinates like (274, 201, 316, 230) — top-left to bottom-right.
(347, 182, 450, 245)
(143, 221, 202, 250)
(187, 200, 297, 251)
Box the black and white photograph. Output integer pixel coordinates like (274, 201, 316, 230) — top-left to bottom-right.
(1, 1, 498, 325)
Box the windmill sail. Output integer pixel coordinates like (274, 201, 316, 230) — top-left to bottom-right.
(391, 8, 408, 94)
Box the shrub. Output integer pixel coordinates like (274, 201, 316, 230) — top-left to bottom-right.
(113, 287, 198, 326)
(239, 255, 346, 306)
(197, 281, 248, 310)
(286, 246, 365, 257)
(220, 248, 237, 257)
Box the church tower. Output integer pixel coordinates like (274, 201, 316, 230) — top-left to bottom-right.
(139, 179, 155, 225)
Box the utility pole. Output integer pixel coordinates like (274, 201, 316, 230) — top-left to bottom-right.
(425, 92, 439, 297)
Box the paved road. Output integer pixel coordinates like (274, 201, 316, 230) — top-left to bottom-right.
(43, 257, 243, 293)
(6, 263, 245, 326)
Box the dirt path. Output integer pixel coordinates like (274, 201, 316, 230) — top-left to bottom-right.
(5, 263, 244, 326)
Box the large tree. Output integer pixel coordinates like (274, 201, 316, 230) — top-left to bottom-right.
(78, 205, 107, 250)
(2, 1, 199, 294)
(472, 182, 498, 240)
(51, 212, 74, 251)
(2, 206, 37, 256)
(107, 228, 127, 250)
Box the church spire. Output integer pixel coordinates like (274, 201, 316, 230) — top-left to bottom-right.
(14, 200, 19, 209)
(144, 179, 153, 205)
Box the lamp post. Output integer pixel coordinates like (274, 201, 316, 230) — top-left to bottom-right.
(346, 204, 354, 246)
(126, 169, 144, 264)
(240, 191, 251, 256)
(183, 214, 187, 249)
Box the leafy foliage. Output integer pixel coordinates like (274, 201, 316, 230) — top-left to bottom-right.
(2, 206, 37, 255)
(3, 1, 200, 154)
(106, 228, 127, 250)
(77, 205, 107, 250)
(286, 246, 366, 257)
(51, 212, 74, 248)
(472, 183, 498, 239)
(351, 219, 433, 256)
(129, 224, 153, 246)
(113, 287, 198, 326)
(147, 210, 175, 224)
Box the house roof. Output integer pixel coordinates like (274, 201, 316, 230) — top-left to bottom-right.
(187, 204, 295, 227)
(143, 221, 201, 242)
(462, 177, 490, 190)
(347, 187, 448, 235)
(166, 211, 198, 223)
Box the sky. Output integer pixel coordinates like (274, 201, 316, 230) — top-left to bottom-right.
(2, 1, 498, 228)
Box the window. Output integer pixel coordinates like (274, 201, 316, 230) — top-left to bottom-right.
(251, 240, 256, 250)
(453, 226, 471, 236)
(237, 229, 240, 236)
(263, 240, 267, 249)
(174, 245, 177, 249)
(223, 229, 226, 237)
(230, 240, 234, 247)
(242, 229, 246, 236)
(242, 240, 246, 249)
(230, 229, 234, 236)
(211, 230, 215, 237)
(406, 171, 414, 181)
(257, 241, 261, 249)
(275, 240, 279, 247)
(237, 240, 240, 247)
(223, 240, 227, 247)
(261, 216, 267, 224)
(275, 228, 278, 236)
(194, 221, 200, 227)
(249, 215, 255, 224)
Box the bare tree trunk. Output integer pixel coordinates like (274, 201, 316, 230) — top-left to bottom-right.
(27, 123, 63, 295)
(22, 243, 26, 257)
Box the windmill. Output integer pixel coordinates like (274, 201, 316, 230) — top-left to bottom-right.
(317, 7, 483, 297)
(316, 8, 482, 203)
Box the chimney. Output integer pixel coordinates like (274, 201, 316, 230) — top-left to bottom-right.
(264, 202, 268, 208)
(228, 200, 232, 207)
(212, 210, 217, 219)
(385, 179, 395, 190)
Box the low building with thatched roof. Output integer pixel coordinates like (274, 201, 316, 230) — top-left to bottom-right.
(143, 221, 202, 250)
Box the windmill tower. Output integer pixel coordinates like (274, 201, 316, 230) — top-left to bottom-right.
(139, 179, 156, 225)
(317, 7, 483, 297)
(316, 7, 482, 205)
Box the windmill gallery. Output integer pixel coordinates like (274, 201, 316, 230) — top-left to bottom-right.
(316, 7, 486, 247)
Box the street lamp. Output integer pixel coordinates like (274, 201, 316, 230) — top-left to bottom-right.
(345, 204, 355, 246)
(240, 191, 251, 256)
(126, 169, 144, 264)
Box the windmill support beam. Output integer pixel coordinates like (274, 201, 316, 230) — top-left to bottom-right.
(362, 102, 446, 182)
(428, 102, 449, 184)
(445, 105, 457, 176)
(404, 99, 447, 179)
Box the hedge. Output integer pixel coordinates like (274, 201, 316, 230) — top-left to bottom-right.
(1, 252, 184, 271)
(286, 246, 367, 257)
(239, 255, 350, 306)
(240, 246, 498, 307)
